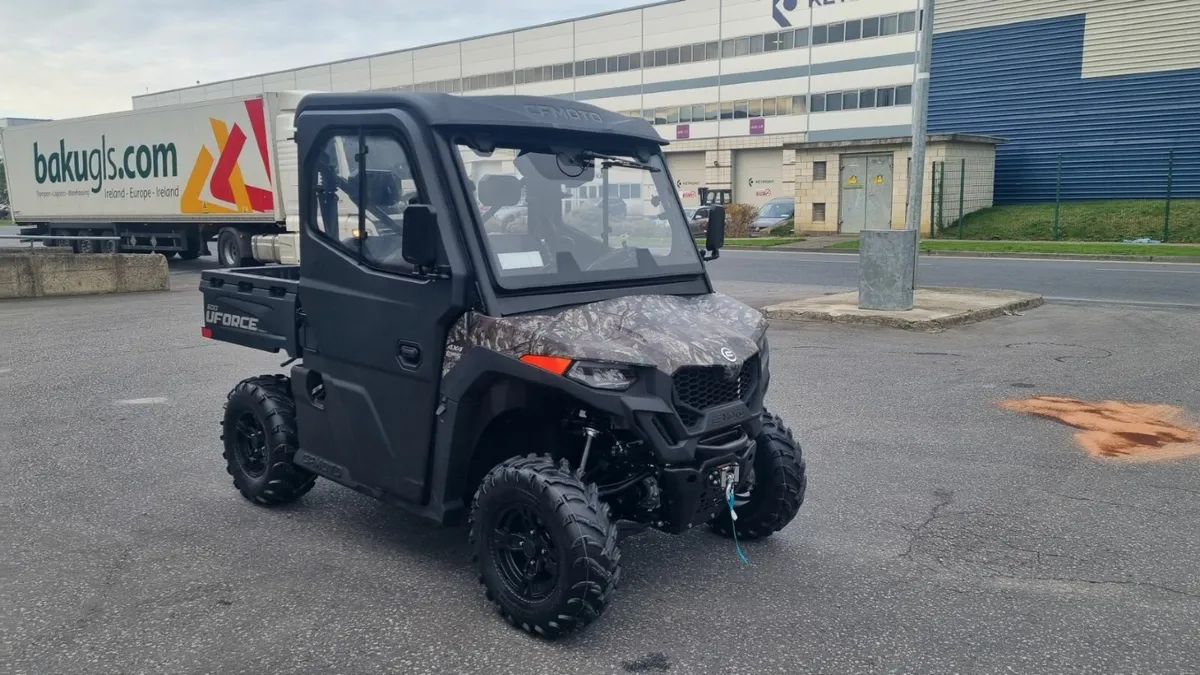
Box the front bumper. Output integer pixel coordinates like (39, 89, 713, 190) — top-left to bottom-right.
(656, 427, 757, 533)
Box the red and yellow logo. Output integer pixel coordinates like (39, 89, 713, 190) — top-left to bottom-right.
(181, 99, 274, 214)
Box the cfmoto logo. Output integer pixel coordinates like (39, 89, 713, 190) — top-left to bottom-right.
(721, 347, 738, 363)
(772, 0, 798, 27)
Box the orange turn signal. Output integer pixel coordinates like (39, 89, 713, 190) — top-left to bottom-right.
(520, 354, 572, 375)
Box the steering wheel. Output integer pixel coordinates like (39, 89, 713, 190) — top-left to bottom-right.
(585, 244, 638, 271)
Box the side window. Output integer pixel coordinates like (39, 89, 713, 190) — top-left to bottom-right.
(310, 131, 426, 273)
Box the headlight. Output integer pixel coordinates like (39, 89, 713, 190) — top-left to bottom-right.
(566, 361, 637, 391)
(758, 335, 770, 374)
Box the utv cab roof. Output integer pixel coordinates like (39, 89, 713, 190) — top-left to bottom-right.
(295, 91, 666, 146)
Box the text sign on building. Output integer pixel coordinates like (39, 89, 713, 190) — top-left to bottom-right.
(676, 124, 690, 140)
(773, 0, 860, 27)
(750, 118, 765, 135)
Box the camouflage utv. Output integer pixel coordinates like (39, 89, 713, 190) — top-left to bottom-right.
(200, 92, 808, 638)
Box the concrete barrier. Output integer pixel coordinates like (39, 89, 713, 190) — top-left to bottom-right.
(0, 250, 170, 299)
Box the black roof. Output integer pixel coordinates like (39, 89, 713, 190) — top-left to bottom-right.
(295, 92, 665, 146)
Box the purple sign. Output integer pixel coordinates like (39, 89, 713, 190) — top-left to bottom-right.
(676, 124, 690, 140)
(750, 117, 765, 135)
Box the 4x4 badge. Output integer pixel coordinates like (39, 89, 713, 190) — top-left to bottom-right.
(720, 347, 737, 363)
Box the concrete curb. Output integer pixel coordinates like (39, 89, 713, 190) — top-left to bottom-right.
(740, 245, 1200, 263)
(763, 287, 1046, 332)
(0, 250, 171, 299)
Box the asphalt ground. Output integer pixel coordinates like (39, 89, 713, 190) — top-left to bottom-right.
(2, 261, 1199, 674)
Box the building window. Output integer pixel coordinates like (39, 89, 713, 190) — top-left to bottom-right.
(705, 103, 719, 121)
(656, 49, 668, 66)
(813, 202, 826, 222)
(733, 101, 748, 119)
(791, 95, 806, 114)
(862, 17, 880, 38)
(618, 54, 630, 72)
(721, 39, 736, 58)
(692, 43, 706, 61)
(749, 99, 762, 117)
(750, 34, 765, 53)
(810, 94, 826, 113)
(895, 85, 913, 105)
(845, 20, 862, 41)
(763, 97, 776, 116)
(827, 23, 845, 44)
(812, 25, 828, 45)
(899, 11, 917, 33)
(778, 96, 792, 115)
(780, 29, 795, 50)
(860, 88, 877, 108)
(826, 93, 843, 112)
(842, 91, 859, 110)
(877, 87, 895, 107)
(764, 32, 780, 52)
(814, 162, 827, 181)
(706, 42, 719, 60)
(692, 104, 705, 121)
(720, 102, 734, 120)
(564, 62, 574, 78)
(735, 37, 750, 56)
(794, 27, 810, 47)
(680, 44, 693, 63)
(666, 48, 679, 65)
(881, 15, 899, 35)
(679, 106, 692, 123)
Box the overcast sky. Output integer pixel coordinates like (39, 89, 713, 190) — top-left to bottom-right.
(1, 0, 648, 120)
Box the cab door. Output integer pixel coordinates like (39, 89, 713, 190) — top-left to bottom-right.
(291, 109, 468, 504)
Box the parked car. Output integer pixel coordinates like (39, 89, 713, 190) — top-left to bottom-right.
(751, 198, 795, 233)
(684, 206, 711, 236)
(0, 203, 10, 220)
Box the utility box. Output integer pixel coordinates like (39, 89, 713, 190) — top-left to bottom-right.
(858, 229, 917, 310)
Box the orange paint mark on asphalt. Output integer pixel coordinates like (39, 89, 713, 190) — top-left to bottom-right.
(1001, 396, 1200, 462)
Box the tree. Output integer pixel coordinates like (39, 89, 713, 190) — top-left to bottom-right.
(0, 158, 7, 206)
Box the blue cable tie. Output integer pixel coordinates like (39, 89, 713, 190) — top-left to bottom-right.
(727, 489, 749, 565)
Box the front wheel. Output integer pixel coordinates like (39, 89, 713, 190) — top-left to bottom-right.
(710, 410, 807, 541)
(470, 454, 621, 638)
(221, 374, 317, 505)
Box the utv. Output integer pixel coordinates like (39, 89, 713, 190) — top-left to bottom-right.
(201, 92, 807, 638)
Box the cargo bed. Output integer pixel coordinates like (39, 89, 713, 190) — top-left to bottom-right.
(201, 266, 301, 356)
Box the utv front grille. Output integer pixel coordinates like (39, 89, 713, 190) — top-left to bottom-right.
(672, 355, 758, 428)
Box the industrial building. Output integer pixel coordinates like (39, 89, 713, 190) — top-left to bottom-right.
(132, 0, 1200, 234)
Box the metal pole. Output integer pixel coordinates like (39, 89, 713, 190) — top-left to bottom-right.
(957, 157, 966, 239)
(1164, 149, 1174, 243)
(907, 0, 933, 291)
(1052, 153, 1062, 241)
(858, 0, 931, 310)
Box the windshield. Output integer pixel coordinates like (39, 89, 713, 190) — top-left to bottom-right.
(758, 201, 793, 218)
(455, 140, 705, 291)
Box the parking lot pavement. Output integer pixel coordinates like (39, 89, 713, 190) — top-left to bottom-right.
(2, 268, 1199, 674)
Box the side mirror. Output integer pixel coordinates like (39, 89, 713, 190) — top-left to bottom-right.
(477, 174, 523, 208)
(402, 205, 441, 270)
(704, 206, 725, 259)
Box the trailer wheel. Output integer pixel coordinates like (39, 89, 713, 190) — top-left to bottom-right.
(99, 238, 119, 253)
(75, 230, 97, 254)
(217, 227, 251, 267)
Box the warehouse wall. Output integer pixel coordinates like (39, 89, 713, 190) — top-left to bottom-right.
(929, 6, 1200, 203)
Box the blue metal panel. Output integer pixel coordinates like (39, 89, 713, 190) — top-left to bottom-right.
(929, 14, 1200, 203)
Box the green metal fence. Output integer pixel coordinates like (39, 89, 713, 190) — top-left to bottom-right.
(930, 151, 1196, 243)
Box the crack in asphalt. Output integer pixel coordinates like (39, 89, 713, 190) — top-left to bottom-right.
(899, 489, 955, 561)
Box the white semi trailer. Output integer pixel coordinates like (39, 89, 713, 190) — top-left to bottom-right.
(0, 92, 312, 266)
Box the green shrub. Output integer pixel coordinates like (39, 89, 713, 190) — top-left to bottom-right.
(769, 219, 795, 237)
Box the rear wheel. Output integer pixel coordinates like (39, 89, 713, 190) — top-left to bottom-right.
(221, 374, 317, 505)
(217, 227, 250, 267)
(709, 410, 807, 541)
(99, 231, 119, 253)
(470, 454, 621, 638)
(75, 230, 97, 254)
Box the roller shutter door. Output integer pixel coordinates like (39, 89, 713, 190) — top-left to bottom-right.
(666, 151, 706, 207)
(733, 149, 783, 207)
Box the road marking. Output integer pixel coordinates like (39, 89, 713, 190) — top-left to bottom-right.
(1095, 268, 1200, 274)
(116, 397, 169, 405)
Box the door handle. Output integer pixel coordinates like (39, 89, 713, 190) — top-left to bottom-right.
(397, 342, 421, 369)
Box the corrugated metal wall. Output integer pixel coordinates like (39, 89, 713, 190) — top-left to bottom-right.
(928, 12, 1200, 203)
